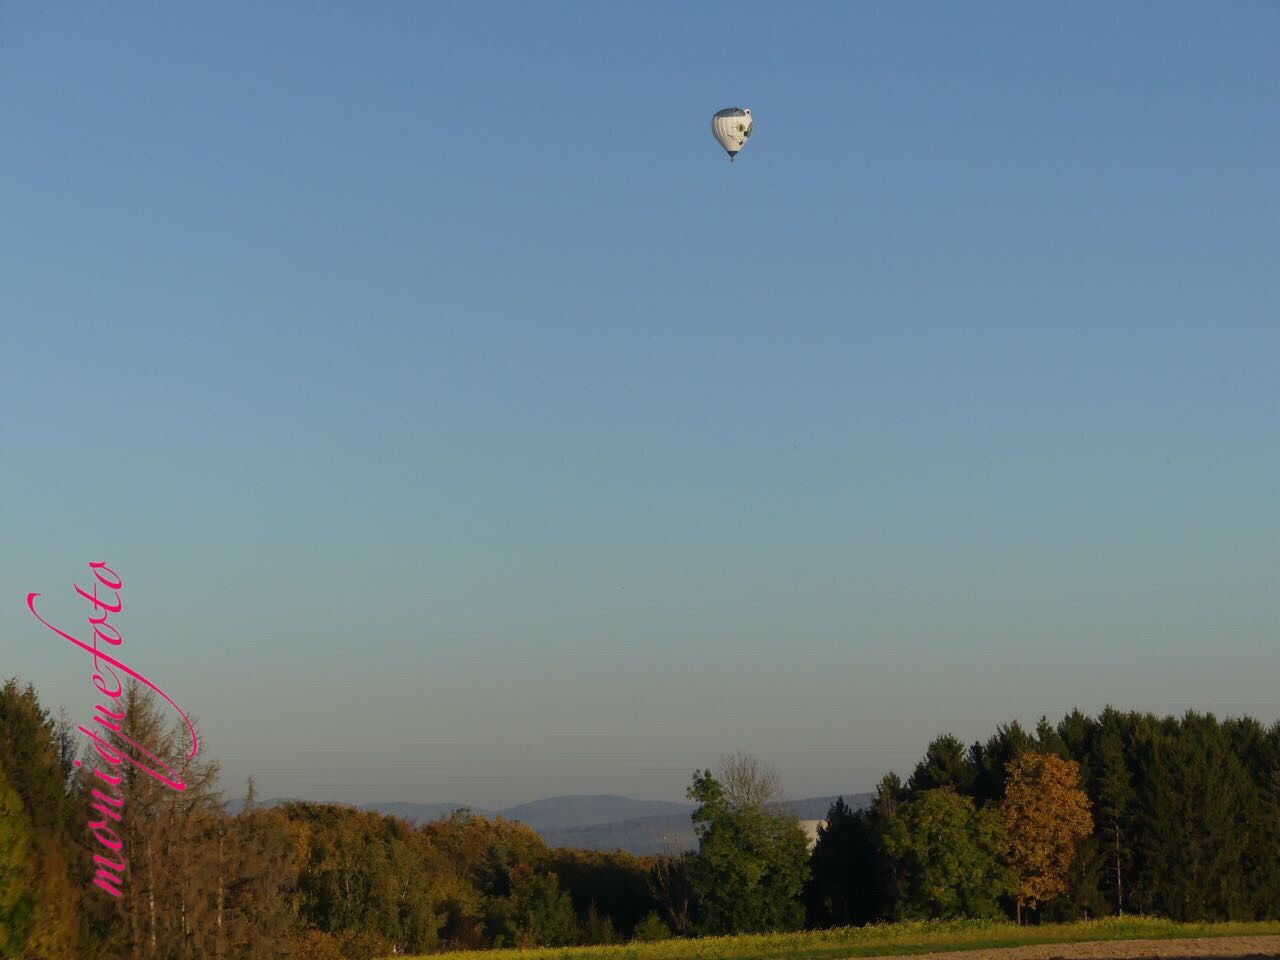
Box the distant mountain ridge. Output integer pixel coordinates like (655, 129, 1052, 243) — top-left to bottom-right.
(231, 792, 871, 856)
(497, 794, 694, 831)
(531, 794, 873, 854)
(317, 794, 694, 830)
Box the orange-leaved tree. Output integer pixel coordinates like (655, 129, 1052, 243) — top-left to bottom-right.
(1000, 752, 1093, 923)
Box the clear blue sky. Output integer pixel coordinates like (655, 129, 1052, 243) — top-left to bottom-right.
(2, 2, 1277, 808)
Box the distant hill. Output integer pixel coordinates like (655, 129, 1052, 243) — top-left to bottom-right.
(359, 801, 479, 821)
(225, 797, 475, 818)
(538, 812, 694, 855)
(228, 791, 872, 856)
(534, 794, 873, 855)
(227, 794, 684, 825)
(348, 795, 693, 829)
(499, 795, 693, 831)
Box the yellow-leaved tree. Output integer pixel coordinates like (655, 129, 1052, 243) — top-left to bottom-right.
(1000, 752, 1093, 923)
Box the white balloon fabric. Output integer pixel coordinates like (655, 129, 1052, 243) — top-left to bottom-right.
(711, 107, 752, 162)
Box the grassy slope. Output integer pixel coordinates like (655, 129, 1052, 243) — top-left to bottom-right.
(393, 918, 1280, 960)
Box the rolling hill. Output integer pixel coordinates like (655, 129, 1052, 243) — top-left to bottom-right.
(232, 792, 871, 856)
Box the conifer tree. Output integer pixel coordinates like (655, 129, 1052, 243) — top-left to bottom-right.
(970, 722, 1035, 805)
(907, 735, 976, 795)
(0, 680, 80, 958)
(806, 797, 877, 926)
(1093, 730, 1134, 915)
(0, 761, 36, 957)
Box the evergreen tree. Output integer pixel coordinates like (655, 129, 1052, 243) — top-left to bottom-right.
(0, 681, 74, 838)
(970, 722, 1035, 806)
(1055, 708, 1097, 764)
(1132, 713, 1249, 920)
(1035, 716, 1070, 758)
(871, 773, 905, 819)
(907, 735, 976, 796)
(1224, 717, 1280, 918)
(1093, 729, 1135, 915)
(0, 680, 80, 959)
(0, 761, 36, 957)
(868, 773, 906, 914)
(806, 797, 876, 927)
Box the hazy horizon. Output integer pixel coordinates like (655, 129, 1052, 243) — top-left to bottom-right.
(4, 2, 1277, 810)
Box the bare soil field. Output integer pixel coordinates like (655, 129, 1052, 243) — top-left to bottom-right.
(868, 937, 1280, 960)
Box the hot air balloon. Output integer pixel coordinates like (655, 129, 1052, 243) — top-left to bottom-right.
(711, 106, 752, 162)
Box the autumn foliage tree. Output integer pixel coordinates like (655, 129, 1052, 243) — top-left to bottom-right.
(9, 670, 1280, 949)
(1000, 752, 1093, 922)
(0, 760, 36, 956)
(0, 680, 80, 960)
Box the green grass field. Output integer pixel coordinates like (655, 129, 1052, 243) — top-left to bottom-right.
(393, 917, 1280, 960)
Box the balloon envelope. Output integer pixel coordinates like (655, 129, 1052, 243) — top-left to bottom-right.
(711, 106, 752, 161)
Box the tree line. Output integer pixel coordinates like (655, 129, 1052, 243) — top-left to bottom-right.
(807, 711, 1280, 927)
(1, 676, 1277, 959)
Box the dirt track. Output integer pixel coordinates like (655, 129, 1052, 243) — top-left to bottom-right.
(868, 938, 1280, 960)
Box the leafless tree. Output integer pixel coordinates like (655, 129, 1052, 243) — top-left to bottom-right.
(648, 845, 693, 936)
(104, 683, 289, 960)
(718, 751, 782, 811)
